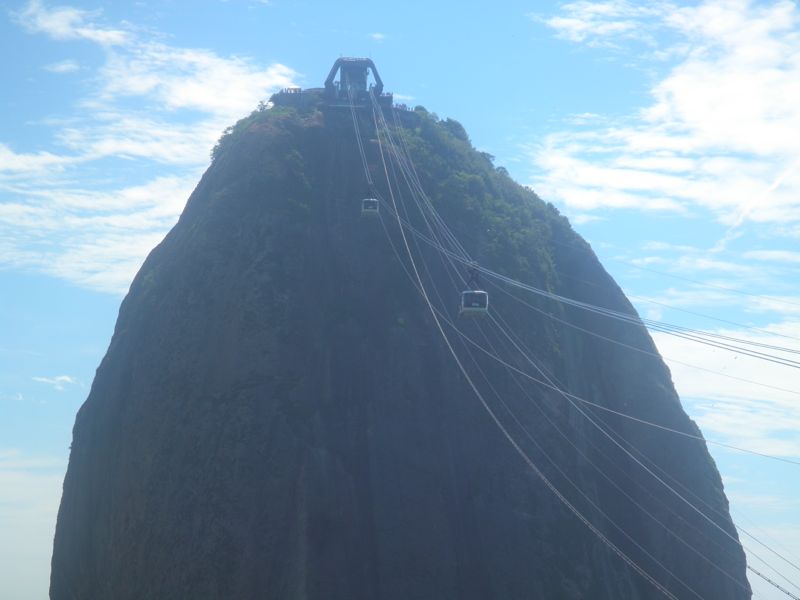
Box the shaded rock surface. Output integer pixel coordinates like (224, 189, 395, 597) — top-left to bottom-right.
(51, 96, 750, 599)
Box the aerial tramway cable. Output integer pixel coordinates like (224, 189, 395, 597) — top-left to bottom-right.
(352, 88, 800, 596)
(485, 275, 800, 397)
(544, 267, 800, 344)
(371, 96, 800, 450)
(374, 94, 780, 600)
(372, 116, 798, 456)
(393, 197, 800, 407)
(381, 216, 792, 587)
(474, 266, 800, 369)
(369, 123, 800, 400)
(363, 132, 800, 366)
(373, 141, 749, 591)
(484, 304, 800, 588)
(446, 255, 753, 593)
(373, 193, 800, 399)
(384, 107, 800, 351)
(374, 106, 800, 592)
(363, 97, 800, 596)
(363, 186, 800, 369)
(460, 325, 709, 600)
(345, 77, 373, 188)
(362, 97, 685, 600)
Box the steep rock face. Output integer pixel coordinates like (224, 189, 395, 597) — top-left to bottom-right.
(51, 98, 750, 599)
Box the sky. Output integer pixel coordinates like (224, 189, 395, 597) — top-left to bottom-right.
(0, 0, 798, 598)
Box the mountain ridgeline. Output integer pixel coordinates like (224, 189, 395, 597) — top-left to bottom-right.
(51, 87, 750, 599)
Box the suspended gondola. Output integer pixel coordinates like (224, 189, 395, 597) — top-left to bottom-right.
(460, 263, 489, 316)
(361, 197, 379, 216)
(460, 289, 489, 315)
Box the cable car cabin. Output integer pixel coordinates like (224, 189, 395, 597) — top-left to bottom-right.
(460, 290, 489, 316)
(361, 198, 379, 216)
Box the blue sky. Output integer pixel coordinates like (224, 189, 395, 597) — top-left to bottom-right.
(1, 1, 799, 598)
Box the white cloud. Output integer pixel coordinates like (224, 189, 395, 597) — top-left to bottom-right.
(95, 44, 294, 117)
(568, 112, 604, 125)
(31, 375, 79, 391)
(642, 241, 699, 253)
(618, 239, 800, 320)
(744, 250, 800, 264)
(55, 115, 221, 166)
(572, 213, 606, 225)
(634, 287, 742, 310)
(16, 0, 129, 45)
(369, 32, 386, 41)
(43, 59, 80, 73)
(4, 1, 297, 294)
(0, 143, 77, 175)
(675, 255, 752, 274)
(629, 256, 666, 266)
(1, 174, 199, 294)
(644, 306, 663, 321)
(537, 0, 673, 47)
(532, 0, 800, 231)
(744, 295, 800, 317)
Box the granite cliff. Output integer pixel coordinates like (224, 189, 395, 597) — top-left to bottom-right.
(50, 91, 750, 599)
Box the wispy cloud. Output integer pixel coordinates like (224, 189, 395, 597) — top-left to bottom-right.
(92, 44, 294, 117)
(744, 295, 800, 317)
(536, 0, 673, 47)
(0, 142, 77, 175)
(3, 1, 296, 294)
(369, 32, 387, 42)
(43, 59, 80, 73)
(617, 238, 800, 319)
(31, 375, 79, 391)
(2, 173, 200, 293)
(16, 0, 130, 45)
(572, 213, 606, 225)
(532, 0, 800, 231)
(744, 250, 800, 264)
